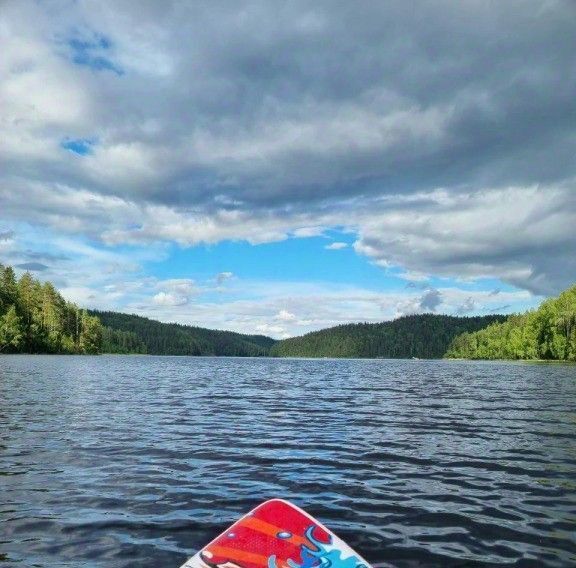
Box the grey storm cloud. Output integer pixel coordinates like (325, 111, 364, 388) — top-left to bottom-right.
(1, 0, 575, 294)
(15, 262, 50, 272)
(420, 289, 442, 312)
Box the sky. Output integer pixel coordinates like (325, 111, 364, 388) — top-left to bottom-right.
(1, 1, 575, 338)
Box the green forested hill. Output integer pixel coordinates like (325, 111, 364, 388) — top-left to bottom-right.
(91, 310, 276, 356)
(270, 314, 507, 359)
(8, 259, 572, 361)
(446, 285, 576, 361)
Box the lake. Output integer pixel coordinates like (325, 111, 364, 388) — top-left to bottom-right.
(1, 355, 575, 567)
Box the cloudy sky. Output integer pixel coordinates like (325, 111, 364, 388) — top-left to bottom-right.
(1, 1, 575, 338)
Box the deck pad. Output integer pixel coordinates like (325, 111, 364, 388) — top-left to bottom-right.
(180, 499, 370, 568)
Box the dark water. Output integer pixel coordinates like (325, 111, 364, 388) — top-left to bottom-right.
(1, 356, 575, 567)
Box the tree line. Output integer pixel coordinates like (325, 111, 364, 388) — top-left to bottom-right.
(0, 264, 102, 354)
(0, 264, 276, 356)
(91, 310, 276, 356)
(446, 285, 576, 361)
(270, 314, 507, 359)
(3, 260, 574, 361)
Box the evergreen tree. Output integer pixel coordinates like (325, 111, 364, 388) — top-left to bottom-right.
(1, 265, 18, 312)
(270, 314, 508, 359)
(0, 305, 24, 353)
(0, 264, 104, 354)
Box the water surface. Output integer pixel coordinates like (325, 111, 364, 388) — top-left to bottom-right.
(1, 355, 575, 567)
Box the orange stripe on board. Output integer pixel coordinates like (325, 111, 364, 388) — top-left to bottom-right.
(241, 516, 308, 547)
(206, 545, 269, 567)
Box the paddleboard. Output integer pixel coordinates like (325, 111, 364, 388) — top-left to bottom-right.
(180, 498, 371, 568)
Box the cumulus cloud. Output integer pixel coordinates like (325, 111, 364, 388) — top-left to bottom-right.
(276, 309, 297, 321)
(325, 242, 348, 250)
(151, 279, 196, 307)
(152, 291, 188, 307)
(256, 323, 287, 336)
(0, 0, 574, 300)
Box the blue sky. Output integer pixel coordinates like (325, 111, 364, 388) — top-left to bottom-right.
(1, 1, 574, 337)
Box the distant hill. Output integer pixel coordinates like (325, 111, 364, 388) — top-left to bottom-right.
(8, 256, 571, 362)
(91, 310, 276, 357)
(270, 314, 508, 359)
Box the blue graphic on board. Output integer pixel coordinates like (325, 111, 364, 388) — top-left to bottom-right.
(268, 526, 367, 568)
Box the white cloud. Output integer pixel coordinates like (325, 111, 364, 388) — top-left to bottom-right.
(398, 270, 429, 283)
(276, 309, 297, 321)
(354, 185, 576, 295)
(256, 323, 286, 335)
(152, 291, 188, 306)
(157, 278, 196, 295)
(150, 279, 196, 306)
(325, 242, 348, 250)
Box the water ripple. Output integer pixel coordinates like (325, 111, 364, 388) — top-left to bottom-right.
(1, 355, 575, 567)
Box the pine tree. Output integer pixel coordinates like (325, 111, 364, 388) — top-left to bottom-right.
(0, 305, 24, 353)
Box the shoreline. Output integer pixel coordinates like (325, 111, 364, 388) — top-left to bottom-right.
(1, 352, 574, 364)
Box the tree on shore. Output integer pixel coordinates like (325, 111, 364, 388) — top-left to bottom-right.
(0, 263, 103, 354)
(446, 285, 576, 361)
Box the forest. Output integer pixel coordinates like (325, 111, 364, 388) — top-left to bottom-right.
(270, 314, 507, 359)
(446, 285, 576, 361)
(0, 264, 102, 354)
(91, 311, 276, 356)
(2, 261, 575, 361)
(0, 264, 274, 356)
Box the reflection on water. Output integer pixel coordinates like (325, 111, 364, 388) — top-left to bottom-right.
(1, 355, 575, 567)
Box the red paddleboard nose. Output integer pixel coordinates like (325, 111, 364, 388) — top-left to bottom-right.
(180, 499, 371, 568)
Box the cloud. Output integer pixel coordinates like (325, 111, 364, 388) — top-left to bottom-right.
(420, 289, 443, 312)
(157, 278, 196, 295)
(354, 185, 576, 295)
(0, 231, 15, 241)
(325, 242, 348, 250)
(456, 297, 476, 315)
(216, 271, 234, 285)
(151, 279, 196, 306)
(256, 323, 287, 336)
(0, 0, 574, 301)
(152, 291, 188, 307)
(15, 262, 49, 271)
(107, 279, 534, 339)
(400, 271, 429, 283)
(276, 309, 297, 321)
